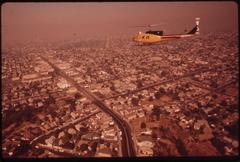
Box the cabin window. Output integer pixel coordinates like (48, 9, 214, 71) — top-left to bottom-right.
(146, 36, 149, 39)
(142, 36, 145, 39)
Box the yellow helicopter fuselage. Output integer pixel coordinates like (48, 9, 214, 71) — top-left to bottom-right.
(133, 32, 162, 43)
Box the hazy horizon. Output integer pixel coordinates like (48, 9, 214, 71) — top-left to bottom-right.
(1, 2, 238, 44)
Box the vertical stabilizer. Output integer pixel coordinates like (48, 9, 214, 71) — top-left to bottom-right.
(195, 17, 200, 34)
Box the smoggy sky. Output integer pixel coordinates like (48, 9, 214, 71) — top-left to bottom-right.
(1, 2, 238, 43)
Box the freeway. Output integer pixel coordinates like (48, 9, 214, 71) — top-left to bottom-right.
(39, 55, 136, 157)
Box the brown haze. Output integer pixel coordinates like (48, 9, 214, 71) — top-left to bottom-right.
(1, 2, 238, 44)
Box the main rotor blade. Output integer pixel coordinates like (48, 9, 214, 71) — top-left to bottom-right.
(149, 23, 163, 27)
(135, 25, 148, 27)
(133, 23, 166, 28)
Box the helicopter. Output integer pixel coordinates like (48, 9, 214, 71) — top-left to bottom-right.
(132, 18, 200, 44)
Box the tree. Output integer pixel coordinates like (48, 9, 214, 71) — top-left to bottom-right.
(138, 94, 143, 99)
(70, 102, 76, 111)
(131, 97, 139, 106)
(158, 87, 165, 94)
(161, 70, 167, 77)
(80, 126, 89, 133)
(80, 143, 89, 152)
(175, 139, 188, 156)
(211, 137, 225, 155)
(211, 81, 218, 88)
(110, 84, 116, 91)
(172, 93, 180, 101)
(148, 96, 154, 101)
(228, 104, 237, 113)
(91, 142, 98, 152)
(220, 89, 226, 93)
(74, 92, 81, 99)
(13, 140, 31, 157)
(212, 94, 218, 99)
(152, 131, 158, 141)
(64, 141, 75, 150)
(136, 80, 143, 88)
(224, 121, 238, 138)
(152, 105, 161, 120)
(220, 100, 227, 107)
(140, 122, 146, 129)
(154, 91, 161, 99)
(99, 138, 104, 144)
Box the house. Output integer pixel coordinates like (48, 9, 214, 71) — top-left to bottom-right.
(95, 145, 112, 157)
(125, 111, 137, 121)
(137, 140, 153, 156)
